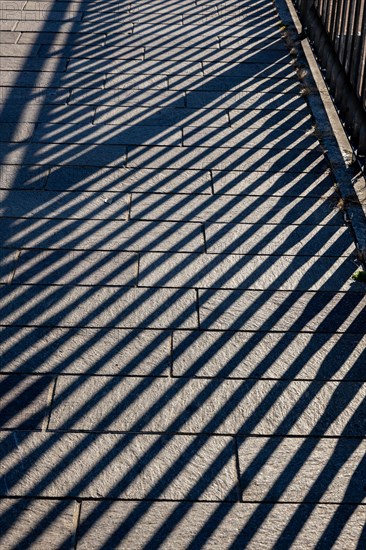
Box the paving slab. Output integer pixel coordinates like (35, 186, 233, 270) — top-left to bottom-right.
(0, 432, 237, 500)
(49, 375, 366, 436)
(238, 436, 366, 503)
(0, 326, 171, 375)
(0, 374, 53, 429)
(0, 189, 129, 220)
(172, 330, 366, 380)
(77, 501, 366, 550)
(169, 75, 300, 93)
(126, 145, 328, 172)
(205, 222, 354, 256)
(66, 58, 203, 75)
(46, 166, 212, 194)
(0, 285, 198, 328)
(198, 289, 366, 332)
(183, 126, 318, 150)
(130, 193, 341, 225)
(138, 251, 358, 291)
(211, 169, 331, 197)
(13, 249, 138, 286)
(0, 218, 205, 251)
(0, 499, 75, 550)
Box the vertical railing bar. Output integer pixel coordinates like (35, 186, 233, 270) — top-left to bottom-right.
(321, 0, 327, 26)
(346, 0, 357, 79)
(324, 0, 329, 27)
(329, 0, 340, 45)
(344, 0, 358, 74)
(339, 0, 351, 64)
(359, 4, 366, 104)
(324, 0, 333, 32)
(349, 0, 363, 92)
(333, 0, 346, 57)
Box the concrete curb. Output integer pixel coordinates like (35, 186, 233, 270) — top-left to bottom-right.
(274, 0, 366, 265)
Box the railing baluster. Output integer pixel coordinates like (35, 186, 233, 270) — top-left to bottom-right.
(292, 0, 366, 167)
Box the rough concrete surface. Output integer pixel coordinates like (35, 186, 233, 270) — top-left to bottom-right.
(0, 0, 365, 548)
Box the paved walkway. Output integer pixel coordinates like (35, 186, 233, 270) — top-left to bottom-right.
(1, 0, 366, 548)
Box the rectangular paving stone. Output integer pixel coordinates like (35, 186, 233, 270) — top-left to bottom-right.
(19, 24, 106, 39)
(105, 73, 169, 90)
(0, 70, 105, 89)
(211, 169, 332, 197)
(219, 34, 288, 51)
(0, 285, 198, 328)
(138, 252, 358, 291)
(206, 13, 278, 30)
(46, 166, 212, 194)
(0, 218, 204, 252)
(23, 0, 114, 11)
(94, 106, 230, 128)
(198, 289, 366, 332)
(70, 88, 185, 108)
(53, 71, 105, 89)
(0, 143, 127, 167)
(0, 432, 237, 500)
(49, 376, 366, 436)
(32, 123, 182, 147)
(144, 46, 289, 64)
(187, 90, 305, 111)
(13, 249, 138, 286)
(38, 44, 142, 59)
(183, 126, 318, 151)
(0, 57, 68, 72)
(17, 31, 105, 46)
(228, 108, 312, 131)
(146, 20, 280, 36)
(202, 60, 295, 78)
(0, 43, 40, 56)
(0, 189, 129, 220)
(205, 223, 355, 257)
(15, 21, 130, 34)
(0, 68, 57, 88)
(77, 501, 366, 550)
(130, 193, 341, 225)
(238, 437, 366, 503)
(67, 58, 203, 76)
(0, 499, 75, 550)
(17, 8, 81, 21)
(131, 1, 197, 14)
(172, 330, 366, 381)
(127, 145, 328, 173)
(0, 86, 70, 106)
(0, 104, 94, 124)
(83, 12, 180, 26)
(0, 374, 52, 429)
(105, 32, 220, 50)
(169, 75, 299, 93)
(0, 327, 171, 375)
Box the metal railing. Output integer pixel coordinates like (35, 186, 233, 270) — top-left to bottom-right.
(293, 0, 366, 164)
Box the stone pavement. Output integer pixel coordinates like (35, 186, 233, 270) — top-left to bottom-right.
(0, 0, 366, 548)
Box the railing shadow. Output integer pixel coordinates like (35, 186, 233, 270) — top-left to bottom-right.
(0, 0, 366, 548)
